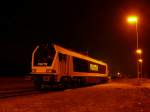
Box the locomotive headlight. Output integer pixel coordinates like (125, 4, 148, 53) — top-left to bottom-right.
(46, 69, 51, 73)
(32, 69, 36, 73)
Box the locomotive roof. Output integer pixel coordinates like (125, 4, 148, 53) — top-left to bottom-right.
(53, 44, 107, 66)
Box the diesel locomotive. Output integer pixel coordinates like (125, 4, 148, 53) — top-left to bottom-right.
(29, 43, 109, 89)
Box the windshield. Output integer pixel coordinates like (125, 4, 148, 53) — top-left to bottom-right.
(34, 44, 56, 66)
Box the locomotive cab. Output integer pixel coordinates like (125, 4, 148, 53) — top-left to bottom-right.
(31, 44, 57, 88)
(33, 44, 55, 67)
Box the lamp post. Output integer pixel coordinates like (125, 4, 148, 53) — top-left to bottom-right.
(127, 16, 143, 79)
(127, 16, 139, 48)
(136, 49, 143, 78)
(138, 58, 143, 78)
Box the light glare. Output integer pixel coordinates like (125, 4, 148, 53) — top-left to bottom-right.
(127, 16, 138, 23)
(136, 49, 142, 54)
(138, 59, 143, 63)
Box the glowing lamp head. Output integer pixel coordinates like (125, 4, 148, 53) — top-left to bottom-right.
(138, 59, 143, 63)
(136, 49, 142, 54)
(127, 16, 138, 24)
(117, 72, 120, 75)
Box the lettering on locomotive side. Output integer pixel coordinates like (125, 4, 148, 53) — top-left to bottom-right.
(90, 64, 99, 71)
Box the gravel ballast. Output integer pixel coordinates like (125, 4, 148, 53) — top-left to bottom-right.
(0, 78, 150, 112)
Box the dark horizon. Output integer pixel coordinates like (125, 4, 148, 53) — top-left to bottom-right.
(0, 0, 150, 77)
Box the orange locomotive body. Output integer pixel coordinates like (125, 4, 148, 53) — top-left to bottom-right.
(30, 43, 109, 89)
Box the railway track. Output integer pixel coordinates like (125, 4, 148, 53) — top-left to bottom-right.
(0, 83, 99, 99)
(0, 88, 42, 98)
(0, 87, 68, 99)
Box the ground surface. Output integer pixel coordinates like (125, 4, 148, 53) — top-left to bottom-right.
(0, 76, 34, 92)
(0, 78, 150, 112)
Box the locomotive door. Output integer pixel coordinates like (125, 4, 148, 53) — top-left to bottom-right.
(58, 53, 67, 75)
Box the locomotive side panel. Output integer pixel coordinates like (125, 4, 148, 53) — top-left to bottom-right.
(29, 43, 109, 89)
(68, 56, 108, 84)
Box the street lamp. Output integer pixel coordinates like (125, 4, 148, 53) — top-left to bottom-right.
(138, 58, 143, 78)
(138, 59, 143, 63)
(127, 15, 143, 79)
(136, 49, 142, 54)
(127, 16, 139, 49)
(136, 49, 143, 78)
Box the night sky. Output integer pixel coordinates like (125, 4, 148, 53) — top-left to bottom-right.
(0, 0, 150, 76)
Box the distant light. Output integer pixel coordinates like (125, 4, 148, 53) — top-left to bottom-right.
(138, 59, 143, 63)
(127, 16, 138, 24)
(136, 49, 142, 54)
(117, 72, 120, 75)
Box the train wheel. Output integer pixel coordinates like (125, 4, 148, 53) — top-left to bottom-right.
(71, 77, 79, 88)
(33, 77, 42, 90)
(99, 77, 109, 84)
(60, 76, 72, 89)
(80, 77, 86, 86)
(33, 81, 42, 90)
